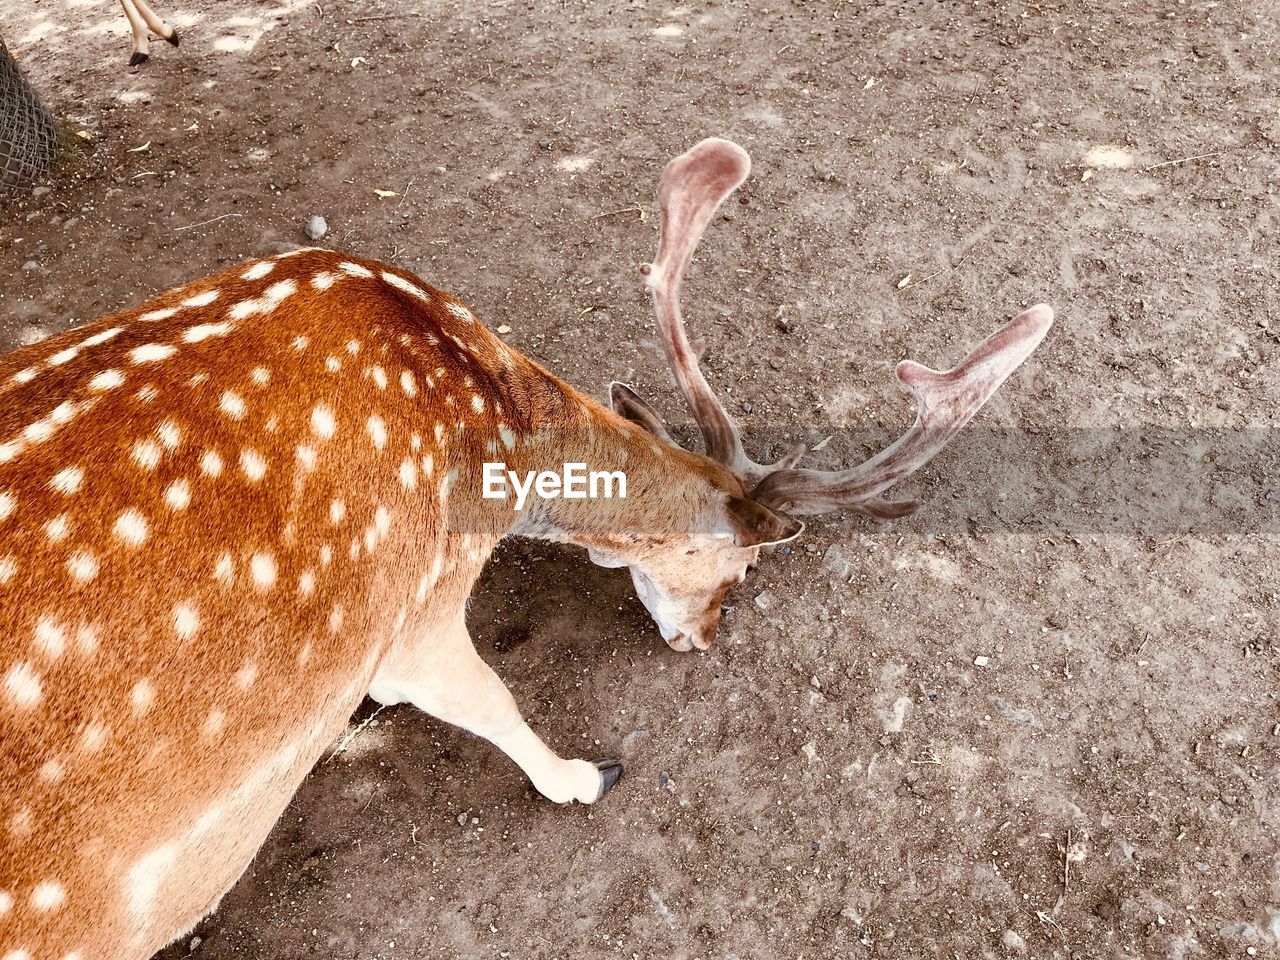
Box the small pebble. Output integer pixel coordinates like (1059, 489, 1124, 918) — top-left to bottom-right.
(973, 655, 991, 667)
(21, 260, 40, 273)
(754, 591, 774, 611)
(304, 215, 328, 241)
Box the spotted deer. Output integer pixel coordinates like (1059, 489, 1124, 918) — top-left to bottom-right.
(116, 0, 178, 66)
(0, 138, 1051, 958)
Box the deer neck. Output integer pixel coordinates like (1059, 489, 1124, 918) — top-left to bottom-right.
(450, 361, 719, 552)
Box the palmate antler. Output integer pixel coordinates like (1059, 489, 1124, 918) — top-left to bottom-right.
(621, 137, 1053, 520)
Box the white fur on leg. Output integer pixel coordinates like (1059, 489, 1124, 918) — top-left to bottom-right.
(486, 722, 603, 804)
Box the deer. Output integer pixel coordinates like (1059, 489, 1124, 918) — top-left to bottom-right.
(116, 0, 178, 66)
(0, 137, 1052, 959)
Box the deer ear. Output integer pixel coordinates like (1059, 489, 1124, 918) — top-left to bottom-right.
(609, 382, 674, 443)
(721, 496, 804, 548)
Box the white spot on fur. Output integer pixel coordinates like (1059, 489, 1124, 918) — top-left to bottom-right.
(81, 326, 124, 348)
(74, 625, 98, 655)
(181, 289, 220, 308)
(345, 339, 361, 355)
(165, 479, 191, 510)
(241, 261, 274, 281)
(131, 678, 155, 715)
(133, 439, 162, 470)
(156, 421, 182, 450)
(311, 404, 336, 439)
(234, 662, 258, 691)
(330, 499, 347, 524)
(80, 721, 108, 752)
(325, 355, 341, 373)
(45, 514, 71, 543)
(400, 370, 418, 396)
(329, 605, 345, 632)
(367, 415, 388, 450)
(0, 492, 12, 520)
(228, 279, 297, 320)
(214, 553, 234, 584)
(48, 347, 79, 366)
(375, 506, 391, 535)
(471, 394, 485, 414)
(131, 344, 176, 363)
(68, 551, 99, 582)
(113, 509, 148, 545)
(398, 460, 417, 489)
(138, 308, 178, 323)
(250, 366, 270, 385)
(445, 302, 474, 324)
(0, 556, 15, 583)
(381, 271, 431, 301)
(30, 881, 65, 911)
(240, 449, 267, 481)
(296, 444, 317, 471)
(293, 335, 310, 350)
(201, 450, 224, 477)
(38, 759, 64, 783)
(4, 662, 41, 708)
(13, 366, 37, 383)
(251, 553, 277, 588)
(220, 391, 246, 420)
(298, 570, 316, 596)
(339, 261, 373, 278)
(173, 603, 199, 640)
(416, 554, 444, 603)
(202, 709, 226, 736)
(34, 617, 66, 657)
(184, 321, 233, 343)
(311, 272, 337, 290)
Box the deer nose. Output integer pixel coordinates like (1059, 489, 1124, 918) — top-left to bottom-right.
(664, 632, 694, 652)
(689, 620, 718, 651)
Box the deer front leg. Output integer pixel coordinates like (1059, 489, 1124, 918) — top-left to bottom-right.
(368, 612, 623, 804)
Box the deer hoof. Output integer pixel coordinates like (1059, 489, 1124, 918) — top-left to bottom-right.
(592, 758, 624, 799)
(167, 29, 180, 47)
(128, 51, 149, 67)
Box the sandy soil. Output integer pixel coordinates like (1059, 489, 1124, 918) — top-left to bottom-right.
(1, 1, 1277, 957)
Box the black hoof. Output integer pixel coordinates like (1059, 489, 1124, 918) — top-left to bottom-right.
(593, 757, 624, 798)
(128, 51, 149, 66)
(166, 29, 180, 47)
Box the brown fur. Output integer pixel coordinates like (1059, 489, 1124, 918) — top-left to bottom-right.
(0, 248, 746, 958)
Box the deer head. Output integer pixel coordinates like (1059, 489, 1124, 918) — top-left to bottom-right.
(596, 138, 1053, 651)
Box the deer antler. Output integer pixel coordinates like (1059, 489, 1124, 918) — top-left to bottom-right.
(637, 137, 1053, 519)
(750, 304, 1053, 516)
(640, 138, 804, 485)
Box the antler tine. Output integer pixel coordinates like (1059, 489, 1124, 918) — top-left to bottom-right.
(642, 138, 803, 485)
(750, 304, 1054, 517)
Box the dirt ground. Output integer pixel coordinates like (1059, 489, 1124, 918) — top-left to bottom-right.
(2, 0, 1278, 957)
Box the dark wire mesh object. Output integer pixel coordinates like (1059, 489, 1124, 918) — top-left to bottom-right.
(0, 36, 61, 191)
